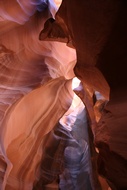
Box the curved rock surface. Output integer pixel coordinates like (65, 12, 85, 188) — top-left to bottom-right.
(0, 1, 76, 189)
(1, 0, 127, 190)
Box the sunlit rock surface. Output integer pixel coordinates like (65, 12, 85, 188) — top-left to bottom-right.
(0, 0, 79, 189)
(1, 77, 74, 190)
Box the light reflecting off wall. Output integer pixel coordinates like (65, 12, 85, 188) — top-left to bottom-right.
(54, 0, 62, 7)
(59, 77, 85, 131)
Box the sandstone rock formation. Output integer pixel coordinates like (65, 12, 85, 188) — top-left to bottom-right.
(0, 0, 127, 190)
(39, 0, 127, 189)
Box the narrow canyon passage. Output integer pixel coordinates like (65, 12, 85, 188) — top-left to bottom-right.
(0, 0, 127, 190)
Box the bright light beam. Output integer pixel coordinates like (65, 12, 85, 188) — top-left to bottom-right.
(72, 77, 81, 90)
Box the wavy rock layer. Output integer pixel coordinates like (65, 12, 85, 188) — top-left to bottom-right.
(1, 0, 127, 190)
(0, 0, 78, 189)
(1, 77, 74, 190)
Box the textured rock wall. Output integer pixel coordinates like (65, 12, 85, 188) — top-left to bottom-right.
(39, 0, 127, 189)
(1, 0, 127, 189)
(0, 0, 78, 189)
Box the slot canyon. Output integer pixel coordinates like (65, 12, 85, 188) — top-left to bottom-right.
(0, 0, 127, 189)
